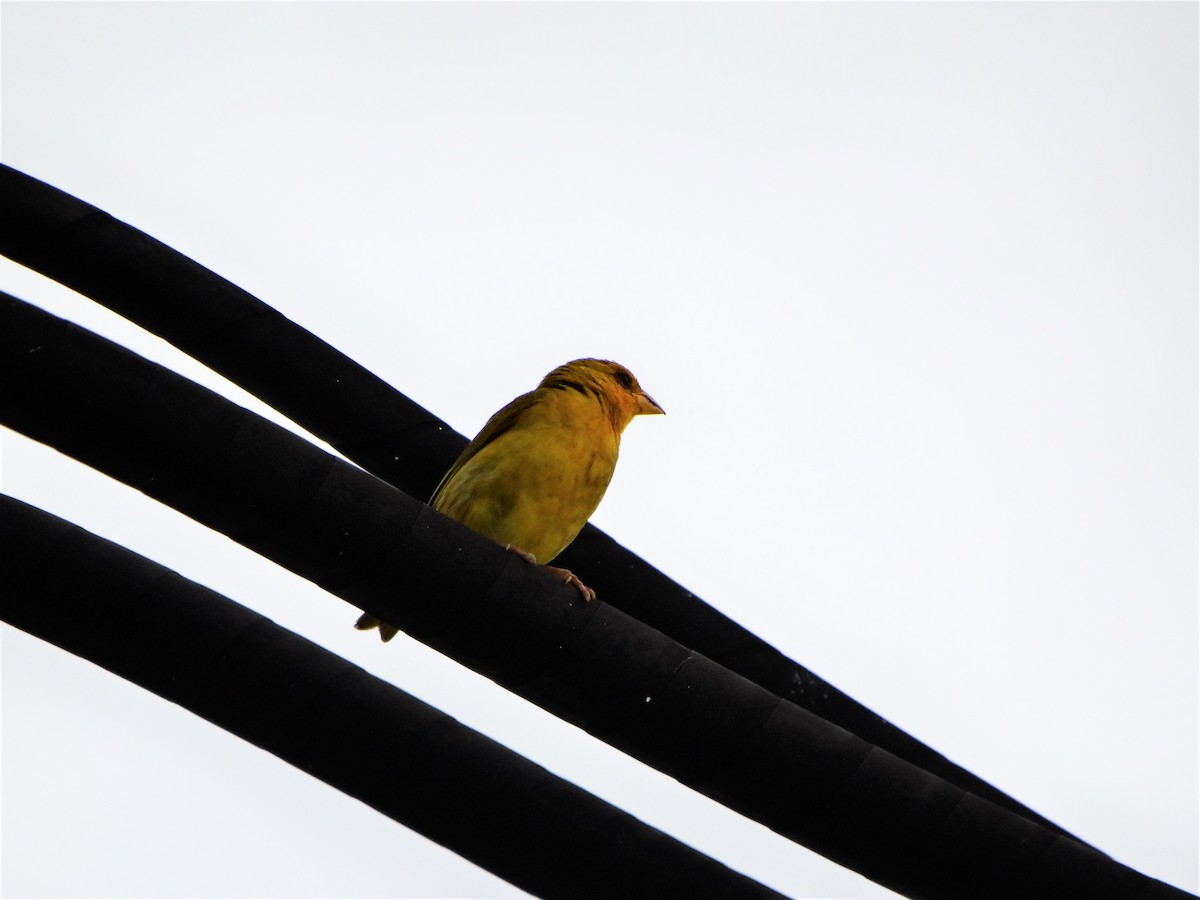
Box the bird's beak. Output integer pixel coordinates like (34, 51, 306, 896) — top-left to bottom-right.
(636, 391, 665, 416)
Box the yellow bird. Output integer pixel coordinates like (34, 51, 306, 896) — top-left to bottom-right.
(356, 358, 664, 641)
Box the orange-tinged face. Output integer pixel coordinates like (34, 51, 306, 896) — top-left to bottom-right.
(540, 358, 663, 432)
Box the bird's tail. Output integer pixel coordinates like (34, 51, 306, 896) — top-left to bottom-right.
(354, 612, 400, 642)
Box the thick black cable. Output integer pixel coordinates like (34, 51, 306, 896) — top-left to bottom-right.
(0, 162, 1071, 840)
(0, 495, 783, 900)
(1, 294, 1191, 900)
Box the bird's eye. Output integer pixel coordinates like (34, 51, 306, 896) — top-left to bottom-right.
(614, 371, 634, 390)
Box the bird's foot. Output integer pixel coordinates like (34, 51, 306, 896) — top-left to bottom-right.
(503, 544, 595, 602)
(545, 565, 596, 602)
(503, 544, 539, 565)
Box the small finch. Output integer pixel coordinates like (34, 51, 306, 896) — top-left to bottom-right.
(357, 358, 664, 641)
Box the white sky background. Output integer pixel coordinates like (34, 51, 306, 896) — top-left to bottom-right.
(0, 3, 1196, 898)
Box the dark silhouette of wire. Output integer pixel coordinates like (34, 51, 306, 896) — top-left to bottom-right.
(2, 292, 1192, 900)
(0, 494, 784, 900)
(0, 162, 1079, 842)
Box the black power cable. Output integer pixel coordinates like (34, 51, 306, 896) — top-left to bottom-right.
(0, 495, 784, 900)
(2, 293, 1191, 900)
(0, 162, 1077, 842)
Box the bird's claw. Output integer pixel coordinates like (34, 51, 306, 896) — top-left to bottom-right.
(546, 565, 596, 602)
(504, 545, 595, 602)
(503, 543, 539, 565)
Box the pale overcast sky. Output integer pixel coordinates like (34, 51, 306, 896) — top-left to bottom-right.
(1, 3, 1196, 898)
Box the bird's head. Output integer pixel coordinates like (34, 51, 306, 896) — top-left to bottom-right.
(541, 358, 664, 432)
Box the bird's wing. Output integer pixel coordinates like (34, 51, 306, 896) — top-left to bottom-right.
(429, 389, 540, 505)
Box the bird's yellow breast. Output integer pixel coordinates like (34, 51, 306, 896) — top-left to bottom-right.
(433, 389, 621, 564)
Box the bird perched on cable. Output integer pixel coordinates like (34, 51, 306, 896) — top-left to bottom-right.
(356, 358, 664, 642)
